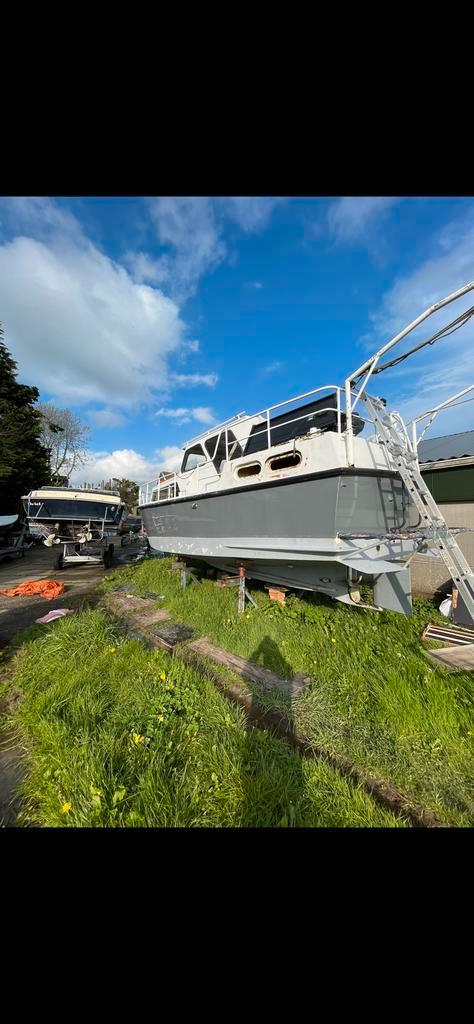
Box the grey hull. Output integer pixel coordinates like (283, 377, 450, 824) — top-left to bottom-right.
(141, 470, 420, 610)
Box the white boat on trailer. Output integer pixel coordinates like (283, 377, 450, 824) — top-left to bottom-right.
(139, 282, 474, 622)
(22, 486, 126, 569)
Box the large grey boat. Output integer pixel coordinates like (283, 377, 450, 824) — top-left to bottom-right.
(140, 282, 474, 620)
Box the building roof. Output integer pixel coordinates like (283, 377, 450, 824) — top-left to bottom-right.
(418, 430, 474, 463)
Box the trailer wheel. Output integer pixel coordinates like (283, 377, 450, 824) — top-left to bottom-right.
(54, 553, 64, 571)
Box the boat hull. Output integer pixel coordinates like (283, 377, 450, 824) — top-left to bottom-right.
(141, 468, 421, 610)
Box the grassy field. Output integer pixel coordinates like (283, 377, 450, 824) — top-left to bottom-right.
(1, 609, 402, 827)
(95, 557, 474, 827)
(3, 554, 472, 827)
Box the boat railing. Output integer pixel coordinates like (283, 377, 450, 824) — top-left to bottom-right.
(409, 384, 474, 465)
(344, 279, 474, 466)
(139, 384, 377, 505)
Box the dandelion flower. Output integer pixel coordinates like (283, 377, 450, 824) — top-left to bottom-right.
(160, 673, 166, 681)
(132, 732, 145, 745)
(61, 802, 72, 814)
(331, 638, 337, 644)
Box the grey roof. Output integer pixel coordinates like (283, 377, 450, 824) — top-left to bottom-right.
(418, 430, 474, 463)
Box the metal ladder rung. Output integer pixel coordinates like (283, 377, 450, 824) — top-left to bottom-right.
(362, 394, 474, 621)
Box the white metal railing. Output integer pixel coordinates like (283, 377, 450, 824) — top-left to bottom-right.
(409, 384, 474, 465)
(138, 384, 376, 506)
(344, 280, 474, 466)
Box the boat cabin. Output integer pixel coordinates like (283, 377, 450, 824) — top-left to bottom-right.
(147, 391, 365, 504)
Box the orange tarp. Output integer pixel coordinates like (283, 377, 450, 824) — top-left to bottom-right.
(0, 580, 65, 600)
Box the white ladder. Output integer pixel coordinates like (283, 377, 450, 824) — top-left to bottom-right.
(363, 394, 474, 622)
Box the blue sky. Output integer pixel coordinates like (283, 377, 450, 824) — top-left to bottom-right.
(0, 195, 473, 485)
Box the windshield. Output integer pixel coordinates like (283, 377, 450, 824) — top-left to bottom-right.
(181, 444, 207, 472)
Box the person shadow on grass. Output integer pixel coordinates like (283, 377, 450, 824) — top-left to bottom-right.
(239, 634, 307, 828)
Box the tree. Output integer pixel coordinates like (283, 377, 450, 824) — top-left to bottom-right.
(37, 403, 90, 483)
(110, 478, 140, 512)
(0, 325, 51, 514)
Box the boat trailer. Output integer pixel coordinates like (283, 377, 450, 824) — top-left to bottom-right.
(52, 537, 116, 571)
(42, 521, 117, 571)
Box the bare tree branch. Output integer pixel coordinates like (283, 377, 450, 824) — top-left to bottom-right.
(37, 403, 91, 482)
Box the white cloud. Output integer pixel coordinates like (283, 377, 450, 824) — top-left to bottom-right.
(261, 360, 285, 375)
(170, 372, 218, 388)
(192, 406, 215, 424)
(154, 446, 183, 472)
(0, 196, 81, 241)
(147, 196, 225, 301)
(136, 196, 284, 301)
(327, 196, 400, 243)
(88, 408, 126, 428)
(72, 444, 186, 486)
(219, 197, 284, 232)
(0, 233, 186, 407)
(250, 281, 263, 290)
(72, 448, 163, 486)
(183, 339, 200, 352)
(155, 406, 193, 420)
(124, 250, 170, 285)
(361, 209, 474, 432)
(155, 405, 215, 426)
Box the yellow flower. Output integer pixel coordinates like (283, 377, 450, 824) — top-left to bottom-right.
(331, 638, 337, 644)
(132, 732, 145, 745)
(160, 673, 166, 681)
(61, 802, 72, 814)
(106, 646, 116, 653)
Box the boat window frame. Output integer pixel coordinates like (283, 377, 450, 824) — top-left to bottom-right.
(236, 461, 262, 479)
(266, 450, 302, 472)
(181, 443, 208, 473)
(204, 431, 229, 473)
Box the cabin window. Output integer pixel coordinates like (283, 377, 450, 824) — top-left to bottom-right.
(227, 430, 243, 461)
(181, 444, 207, 472)
(237, 462, 261, 478)
(267, 451, 302, 471)
(205, 432, 227, 471)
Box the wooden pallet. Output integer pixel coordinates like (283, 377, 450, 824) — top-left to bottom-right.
(422, 622, 474, 646)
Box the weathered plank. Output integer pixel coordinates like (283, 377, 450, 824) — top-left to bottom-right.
(100, 594, 447, 826)
(103, 591, 171, 627)
(427, 643, 474, 671)
(179, 647, 447, 828)
(184, 636, 310, 696)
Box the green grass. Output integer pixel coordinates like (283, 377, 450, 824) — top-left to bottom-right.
(2, 609, 402, 827)
(98, 558, 474, 826)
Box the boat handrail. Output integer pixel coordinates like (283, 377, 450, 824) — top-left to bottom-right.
(138, 386, 376, 506)
(409, 384, 474, 462)
(182, 384, 344, 449)
(344, 279, 474, 466)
